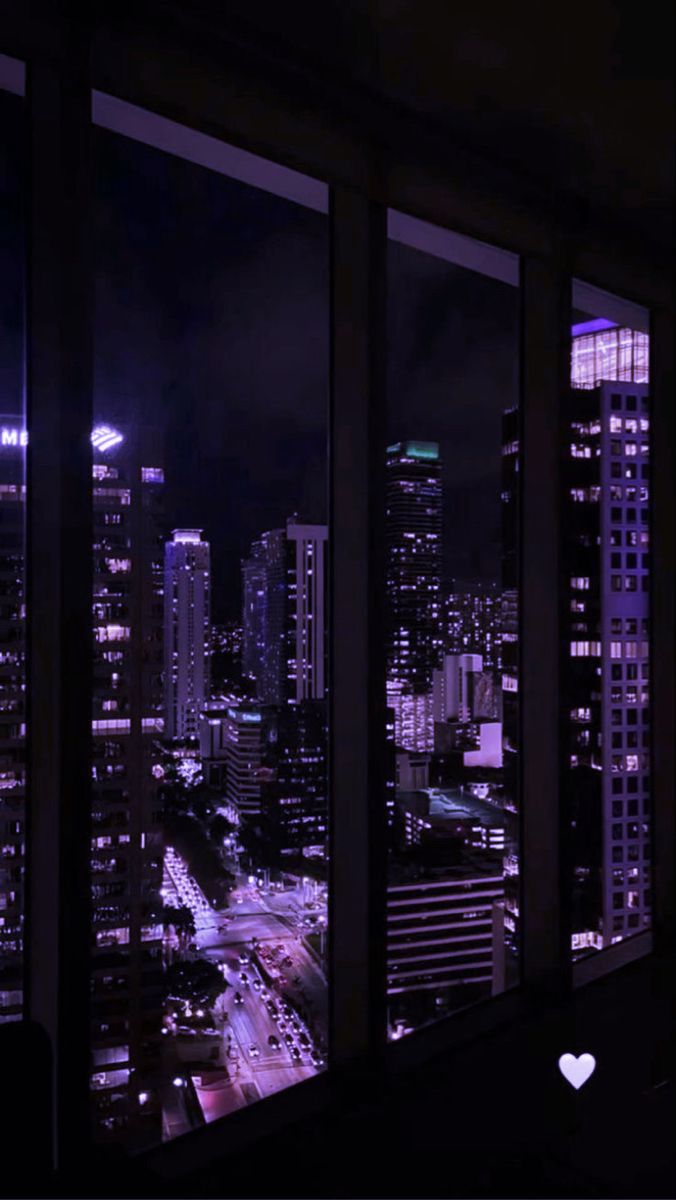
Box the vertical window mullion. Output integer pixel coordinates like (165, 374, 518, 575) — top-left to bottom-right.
(329, 187, 388, 1069)
(520, 256, 571, 993)
(650, 305, 676, 955)
(26, 42, 93, 1168)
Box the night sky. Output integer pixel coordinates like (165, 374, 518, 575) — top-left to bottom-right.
(0, 90, 23, 421)
(1, 91, 519, 619)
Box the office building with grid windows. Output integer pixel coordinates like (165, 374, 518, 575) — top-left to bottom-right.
(564, 380, 651, 951)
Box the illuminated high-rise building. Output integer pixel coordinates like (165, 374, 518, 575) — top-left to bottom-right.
(564, 379, 651, 952)
(386, 441, 442, 692)
(0, 419, 166, 1127)
(443, 586, 502, 670)
(164, 529, 211, 740)
(571, 318, 649, 390)
(385, 441, 442, 751)
(91, 425, 165, 1142)
(242, 517, 327, 706)
(500, 404, 519, 964)
(0, 415, 26, 1023)
(222, 704, 267, 820)
(259, 700, 328, 858)
(241, 540, 266, 682)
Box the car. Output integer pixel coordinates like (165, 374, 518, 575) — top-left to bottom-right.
(266, 1001, 277, 1016)
(260, 988, 269, 1000)
(267, 1035, 280, 1050)
(281, 1004, 292, 1017)
(310, 1049, 324, 1065)
(283, 1033, 294, 1047)
(238, 952, 250, 965)
(277, 1019, 287, 1032)
(290, 1046, 301, 1061)
(291, 1020, 302, 1034)
(239, 972, 248, 983)
(283, 956, 293, 967)
(275, 944, 284, 952)
(251, 978, 261, 991)
(249, 1044, 260, 1058)
(233, 991, 244, 1006)
(298, 1033, 310, 1048)
(278, 975, 288, 985)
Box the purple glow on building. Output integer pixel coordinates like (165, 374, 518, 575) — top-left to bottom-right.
(571, 317, 617, 337)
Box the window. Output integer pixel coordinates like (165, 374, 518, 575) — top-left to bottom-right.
(91, 95, 329, 1146)
(567, 281, 651, 963)
(385, 212, 519, 1039)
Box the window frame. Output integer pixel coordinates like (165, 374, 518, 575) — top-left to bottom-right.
(1, 6, 672, 1179)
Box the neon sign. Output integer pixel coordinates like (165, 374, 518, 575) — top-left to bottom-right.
(91, 424, 124, 452)
(1, 428, 28, 447)
(1, 424, 125, 451)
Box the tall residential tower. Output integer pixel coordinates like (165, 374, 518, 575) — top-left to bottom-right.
(385, 441, 442, 750)
(164, 530, 211, 740)
(241, 517, 327, 706)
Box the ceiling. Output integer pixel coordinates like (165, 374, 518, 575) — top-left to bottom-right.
(166, 0, 673, 256)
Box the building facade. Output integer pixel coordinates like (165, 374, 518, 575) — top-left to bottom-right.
(385, 441, 442, 703)
(564, 379, 651, 951)
(91, 425, 165, 1144)
(387, 861, 505, 1030)
(0, 417, 26, 1023)
(242, 517, 327, 706)
(163, 529, 211, 740)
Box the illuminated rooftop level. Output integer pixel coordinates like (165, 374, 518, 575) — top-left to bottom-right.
(387, 440, 440, 461)
(172, 529, 204, 543)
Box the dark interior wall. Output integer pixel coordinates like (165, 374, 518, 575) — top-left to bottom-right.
(117, 0, 674, 255)
(12, 953, 669, 1198)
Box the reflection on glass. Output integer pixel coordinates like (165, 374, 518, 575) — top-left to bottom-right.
(567, 283, 651, 959)
(385, 214, 520, 1040)
(0, 83, 25, 1026)
(90, 103, 329, 1146)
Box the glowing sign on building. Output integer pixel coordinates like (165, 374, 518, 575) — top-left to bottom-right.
(387, 440, 440, 461)
(91, 424, 124, 452)
(0, 427, 28, 447)
(1, 423, 125, 451)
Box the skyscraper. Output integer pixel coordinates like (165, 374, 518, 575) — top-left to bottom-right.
(571, 319, 649, 390)
(500, 404, 519, 966)
(259, 701, 328, 858)
(385, 441, 442, 750)
(0, 415, 26, 1024)
(222, 704, 267, 820)
(91, 425, 165, 1143)
(564, 379, 651, 951)
(241, 540, 266, 683)
(432, 653, 483, 723)
(164, 530, 211, 740)
(242, 517, 327, 706)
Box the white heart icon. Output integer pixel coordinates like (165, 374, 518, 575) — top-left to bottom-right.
(558, 1052, 596, 1090)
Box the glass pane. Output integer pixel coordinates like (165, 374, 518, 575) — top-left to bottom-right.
(91, 98, 329, 1146)
(567, 282, 651, 960)
(0, 77, 26, 1025)
(386, 212, 520, 1040)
